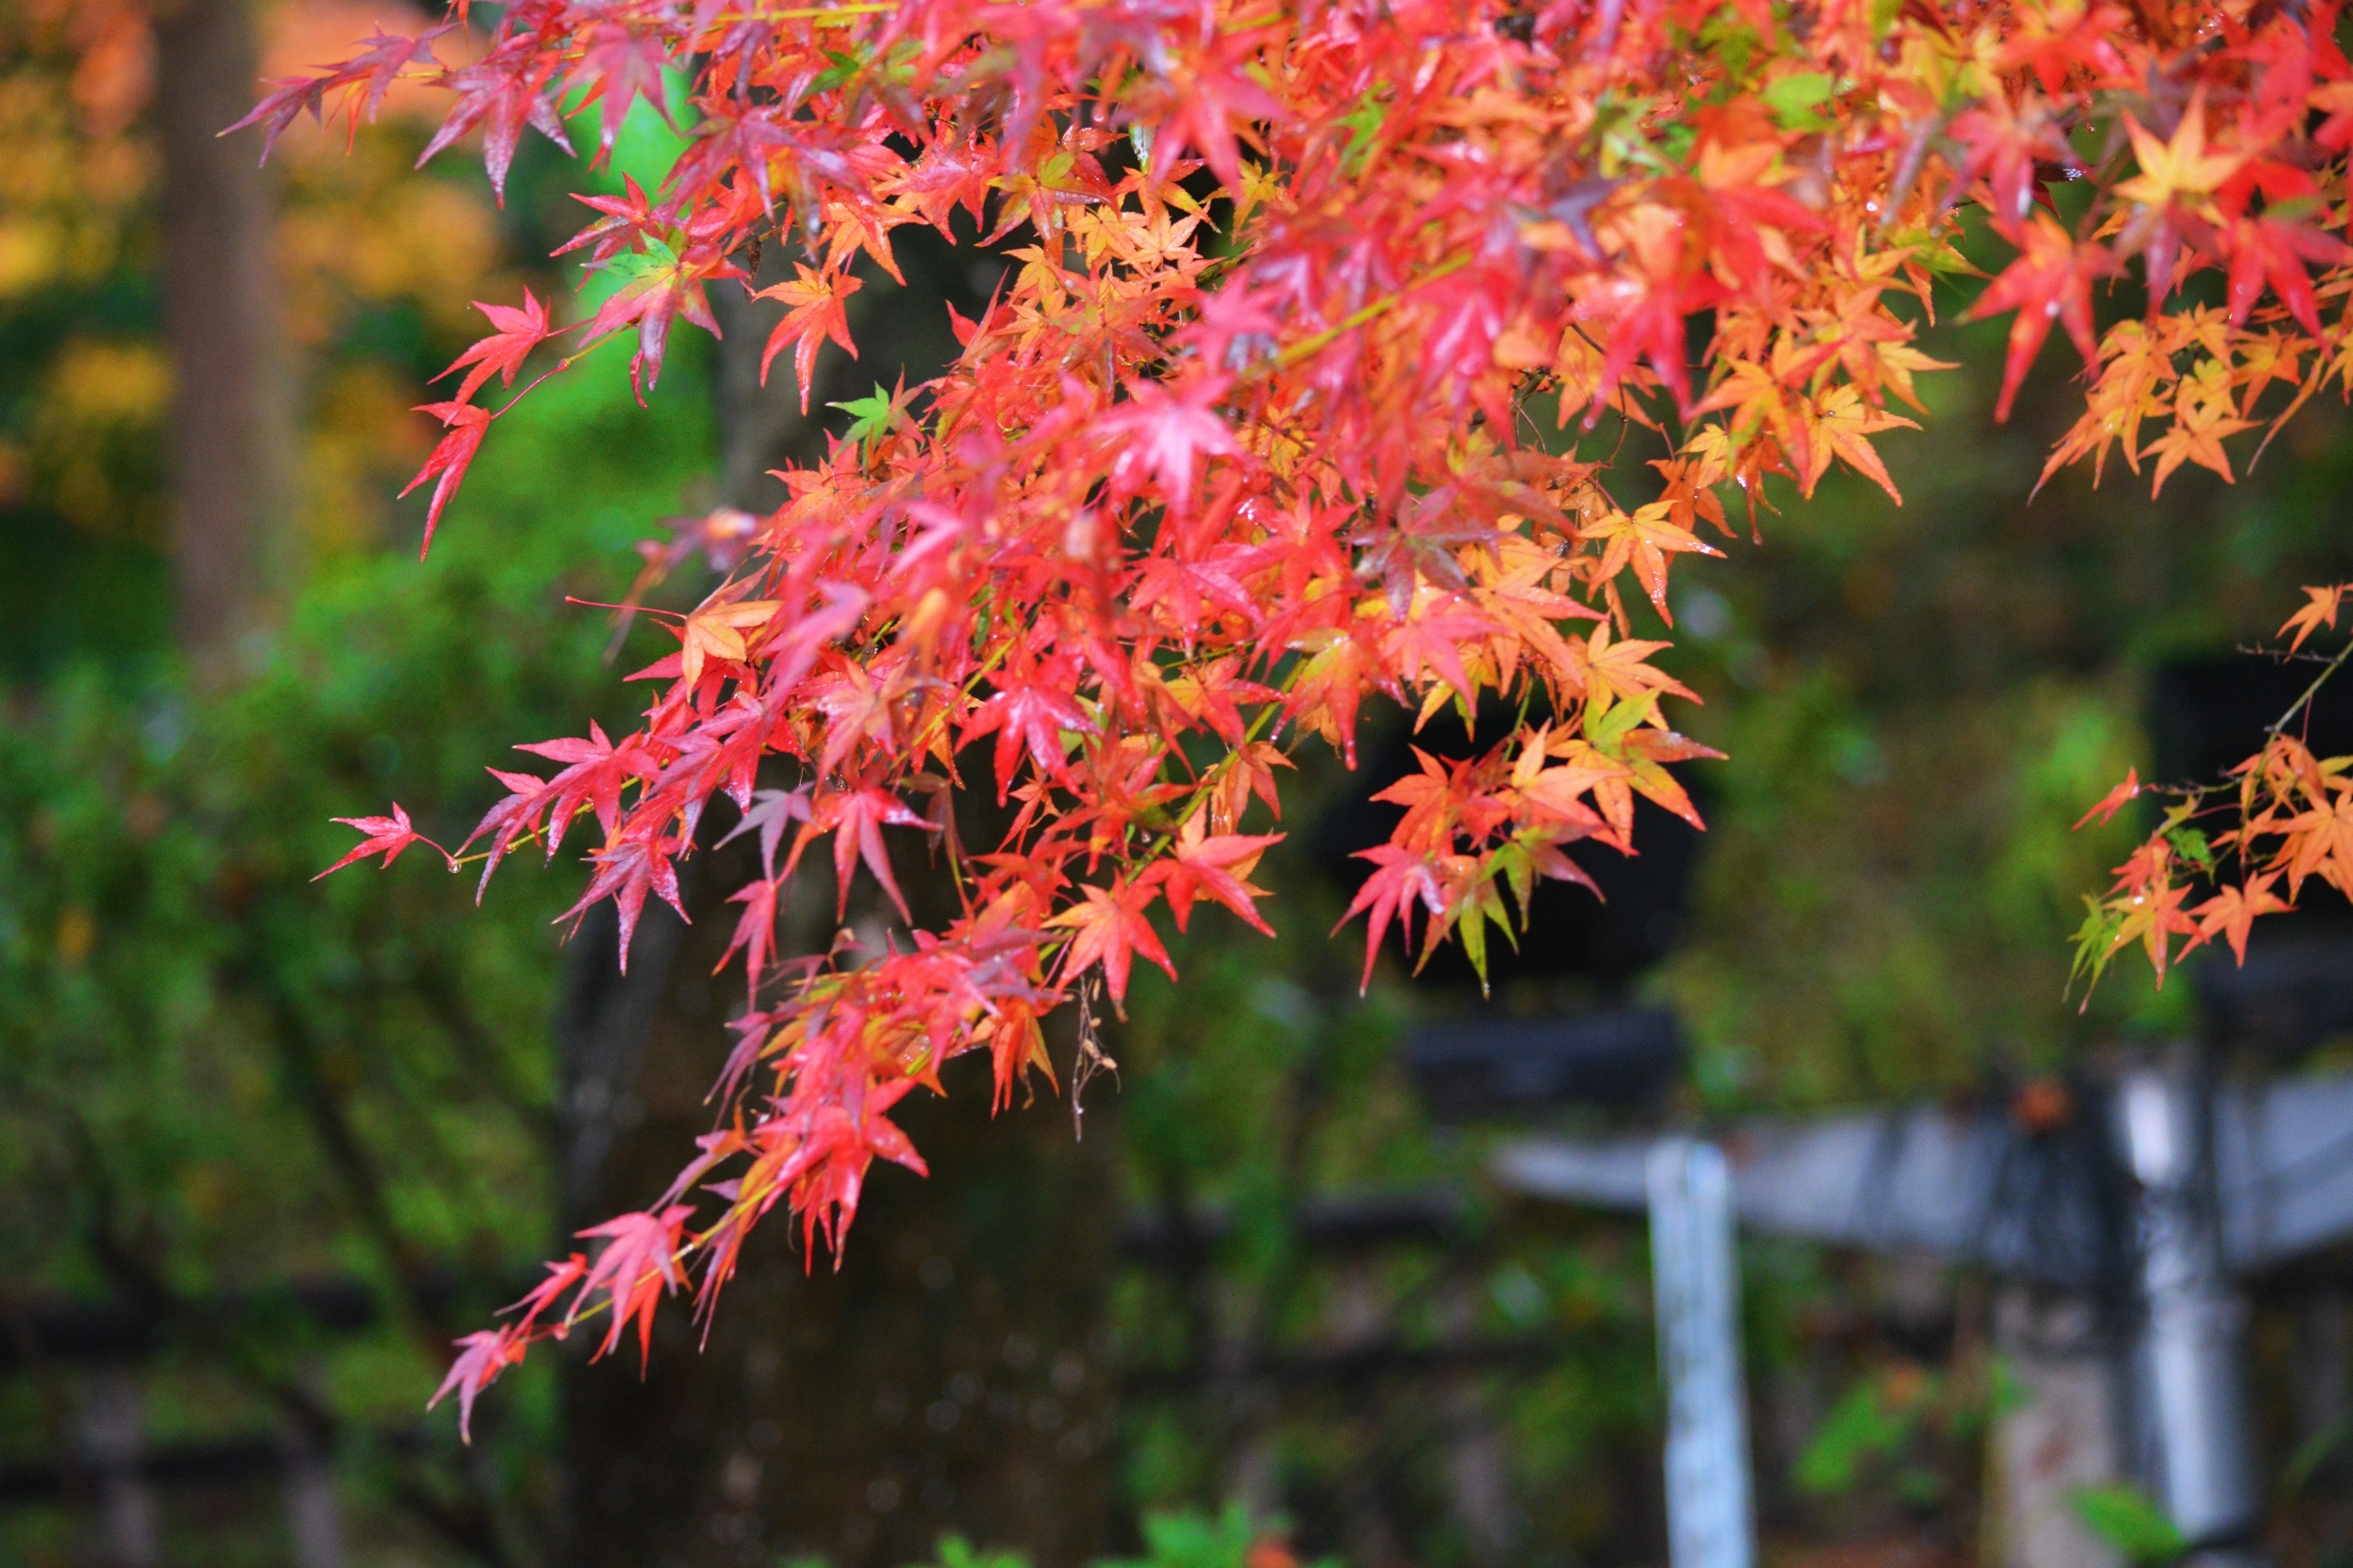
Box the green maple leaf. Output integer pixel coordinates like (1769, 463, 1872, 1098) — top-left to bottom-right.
(1762, 72, 1838, 131)
(829, 379, 917, 457)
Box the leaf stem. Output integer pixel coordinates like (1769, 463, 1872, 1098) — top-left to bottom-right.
(1266, 253, 1474, 372)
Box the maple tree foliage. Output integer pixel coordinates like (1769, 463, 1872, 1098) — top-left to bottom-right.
(249, 0, 2353, 1426)
(2070, 583, 2353, 998)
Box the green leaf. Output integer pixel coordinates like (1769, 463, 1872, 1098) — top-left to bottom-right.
(810, 46, 868, 94)
(1692, 10, 1757, 78)
(830, 381, 915, 456)
(2161, 825, 2214, 873)
(596, 235, 681, 291)
(1099, 1503, 1257, 1568)
(1762, 72, 1837, 131)
(1589, 689, 1661, 749)
(1795, 1379, 1915, 1494)
(1881, 227, 1979, 273)
(1894, 1464, 1947, 1507)
(2068, 892, 2125, 993)
(911, 1536, 1031, 1568)
(1987, 1354, 2031, 1418)
(1449, 872, 1515, 996)
(2287, 1416, 2351, 1492)
(1336, 91, 1388, 175)
(2071, 1484, 2185, 1565)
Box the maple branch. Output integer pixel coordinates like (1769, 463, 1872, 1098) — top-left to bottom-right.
(267, 0, 2353, 1423)
(2263, 635, 2353, 742)
(1265, 254, 1474, 373)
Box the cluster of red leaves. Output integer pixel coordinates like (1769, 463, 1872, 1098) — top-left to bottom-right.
(2072, 586, 2353, 998)
(259, 0, 2353, 1430)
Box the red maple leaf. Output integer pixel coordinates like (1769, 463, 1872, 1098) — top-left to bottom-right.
(504, 1253, 588, 1336)
(967, 665, 1096, 800)
(400, 401, 491, 555)
(1577, 210, 1728, 418)
(765, 1078, 931, 1256)
(570, 1205, 695, 1366)
(717, 877, 786, 997)
(224, 23, 456, 162)
(428, 1328, 526, 1442)
(756, 266, 865, 412)
(332, 25, 457, 125)
(222, 77, 328, 164)
(1151, 815, 1283, 934)
(2188, 874, 2290, 963)
(2217, 162, 2352, 335)
(1965, 213, 2116, 422)
(577, 24, 675, 156)
(558, 175, 663, 265)
(438, 290, 556, 406)
(1382, 600, 1499, 701)
(315, 803, 448, 878)
(513, 721, 655, 857)
(585, 244, 742, 400)
(2074, 768, 2143, 830)
(1999, 3, 2130, 93)
(1336, 844, 1447, 992)
(415, 47, 575, 203)
(560, 833, 689, 972)
(2281, 586, 2351, 652)
(1099, 374, 1240, 513)
(716, 786, 813, 879)
(809, 786, 926, 921)
(1132, 25, 1281, 189)
(1946, 97, 2081, 224)
(1048, 880, 1177, 1006)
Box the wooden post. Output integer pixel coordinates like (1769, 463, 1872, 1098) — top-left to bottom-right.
(1648, 1139, 1755, 1568)
(1986, 1287, 2123, 1568)
(2115, 1065, 2260, 1556)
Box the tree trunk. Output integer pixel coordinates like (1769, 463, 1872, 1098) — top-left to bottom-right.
(552, 839, 1118, 1568)
(549, 225, 1112, 1568)
(153, 0, 290, 681)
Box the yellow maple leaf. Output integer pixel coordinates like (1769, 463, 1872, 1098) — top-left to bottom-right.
(1803, 384, 1920, 501)
(1578, 499, 1725, 620)
(680, 599, 781, 684)
(2146, 368, 2252, 494)
(2115, 100, 2244, 210)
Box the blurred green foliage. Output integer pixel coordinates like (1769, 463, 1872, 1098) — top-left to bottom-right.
(903, 1504, 1334, 1568)
(0, 302, 713, 1563)
(2073, 1483, 2188, 1565)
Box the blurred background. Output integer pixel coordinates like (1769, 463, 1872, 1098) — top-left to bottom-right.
(6, 4, 2353, 1567)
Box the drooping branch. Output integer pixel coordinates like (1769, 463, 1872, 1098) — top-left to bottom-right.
(232, 0, 2353, 1428)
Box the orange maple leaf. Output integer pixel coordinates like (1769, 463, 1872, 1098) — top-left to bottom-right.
(2188, 875, 2290, 963)
(2280, 584, 2351, 651)
(2074, 768, 2143, 830)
